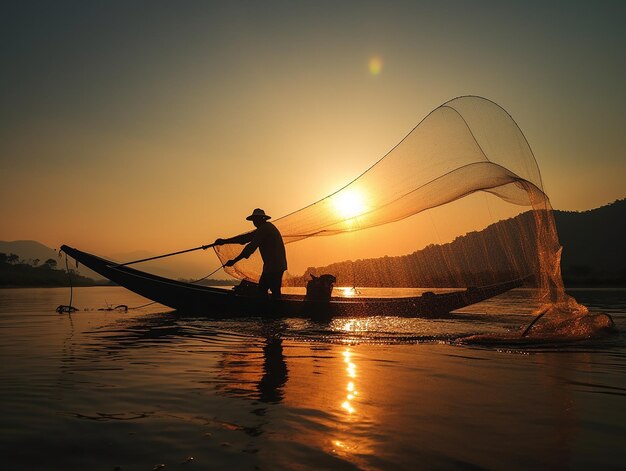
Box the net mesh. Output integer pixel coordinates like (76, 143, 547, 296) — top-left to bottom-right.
(214, 96, 574, 311)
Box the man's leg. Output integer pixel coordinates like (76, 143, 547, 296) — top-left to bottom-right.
(268, 271, 284, 301)
(257, 271, 270, 299)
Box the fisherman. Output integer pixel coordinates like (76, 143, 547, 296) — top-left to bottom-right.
(213, 208, 287, 300)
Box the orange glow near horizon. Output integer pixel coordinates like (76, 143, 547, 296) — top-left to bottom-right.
(2, 3, 624, 277)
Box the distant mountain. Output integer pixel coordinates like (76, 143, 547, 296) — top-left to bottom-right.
(285, 198, 626, 287)
(0, 240, 59, 265)
(285, 211, 543, 288)
(0, 240, 103, 280)
(0, 251, 100, 288)
(0, 242, 179, 280)
(554, 198, 626, 285)
(0, 240, 230, 285)
(3, 199, 624, 288)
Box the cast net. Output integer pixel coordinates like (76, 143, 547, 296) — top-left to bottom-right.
(215, 96, 604, 333)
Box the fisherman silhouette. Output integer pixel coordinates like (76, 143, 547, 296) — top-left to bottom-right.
(214, 208, 287, 300)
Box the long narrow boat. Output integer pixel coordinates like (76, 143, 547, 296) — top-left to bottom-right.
(61, 245, 523, 318)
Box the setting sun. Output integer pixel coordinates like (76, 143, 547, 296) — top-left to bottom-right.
(333, 189, 367, 220)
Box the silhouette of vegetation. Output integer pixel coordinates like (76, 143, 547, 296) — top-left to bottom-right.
(555, 198, 626, 286)
(43, 258, 57, 268)
(286, 212, 541, 288)
(2, 199, 623, 289)
(285, 199, 626, 288)
(0, 253, 100, 287)
(7, 253, 19, 264)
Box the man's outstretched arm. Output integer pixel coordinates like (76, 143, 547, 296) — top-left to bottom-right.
(213, 231, 255, 246)
(223, 238, 260, 267)
(214, 230, 262, 267)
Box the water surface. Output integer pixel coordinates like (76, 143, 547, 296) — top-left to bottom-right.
(0, 287, 625, 470)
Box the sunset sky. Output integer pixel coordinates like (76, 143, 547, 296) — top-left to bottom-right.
(1, 1, 624, 275)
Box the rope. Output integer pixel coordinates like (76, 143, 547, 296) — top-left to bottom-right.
(56, 253, 78, 313)
(189, 264, 226, 285)
(57, 246, 226, 312)
(110, 243, 215, 268)
(113, 264, 227, 311)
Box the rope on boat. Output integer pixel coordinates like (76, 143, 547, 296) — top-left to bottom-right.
(110, 243, 216, 268)
(107, 264, 226, 311)
(56, 252, 78, 313)
(98, 304, 129, 312)
(103, 264, 227, 311)
(189, 264, 226, 285)
(55, 246, 224, 312)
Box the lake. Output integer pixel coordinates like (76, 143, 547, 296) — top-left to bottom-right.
(0, 287, 624, 470)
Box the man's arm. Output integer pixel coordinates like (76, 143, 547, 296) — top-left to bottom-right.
(213, 231, 255, 246)
(224, 236, 261, 267)
(239, 238, 260, 259)
(216, 228, 265, 267)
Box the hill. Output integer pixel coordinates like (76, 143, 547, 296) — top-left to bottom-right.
(0, 240, 60, 266)
(0, 254, 99, 288)
(3, 199, 623, 288)
(0, 240, 229, 281)
(285, 198, 626, 287)
(0, 240, 103, 280)
(554, 198, 626, 285)
(0, 245, 235, 288)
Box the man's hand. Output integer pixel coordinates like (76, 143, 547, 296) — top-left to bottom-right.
(214, 238, 226, 246)
(224, 259, 237, 267)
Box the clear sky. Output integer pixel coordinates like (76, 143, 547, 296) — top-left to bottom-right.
(1, 1, 624, 271)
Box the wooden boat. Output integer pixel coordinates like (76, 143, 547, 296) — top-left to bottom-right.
(61, 245, 523, 318)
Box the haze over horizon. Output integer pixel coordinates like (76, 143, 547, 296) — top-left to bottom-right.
(2, 1, 624, 276)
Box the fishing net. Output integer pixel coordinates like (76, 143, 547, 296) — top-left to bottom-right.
(215, 96, 592, 327)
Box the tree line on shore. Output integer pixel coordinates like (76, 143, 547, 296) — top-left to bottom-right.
(285, 199, 626, 288)
(0, 253, 100, 287)
(0, 252, 236, 288)
(3, 199, 623, 288)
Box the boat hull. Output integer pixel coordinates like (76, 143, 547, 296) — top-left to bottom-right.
(60, 245, 522, 318)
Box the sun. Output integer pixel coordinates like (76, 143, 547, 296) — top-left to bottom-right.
(333, 189, 367, 219)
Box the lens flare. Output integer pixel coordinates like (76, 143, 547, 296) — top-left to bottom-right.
(369, 56, 383, 76)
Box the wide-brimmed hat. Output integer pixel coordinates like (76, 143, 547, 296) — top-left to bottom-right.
(246, 208, 271, 221)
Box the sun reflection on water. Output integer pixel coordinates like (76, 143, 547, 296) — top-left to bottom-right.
(340, 286, 361, 297)
(334, 318, 372, 334)
(331, 348, 363, 456)
(341, 349, 358, 413)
